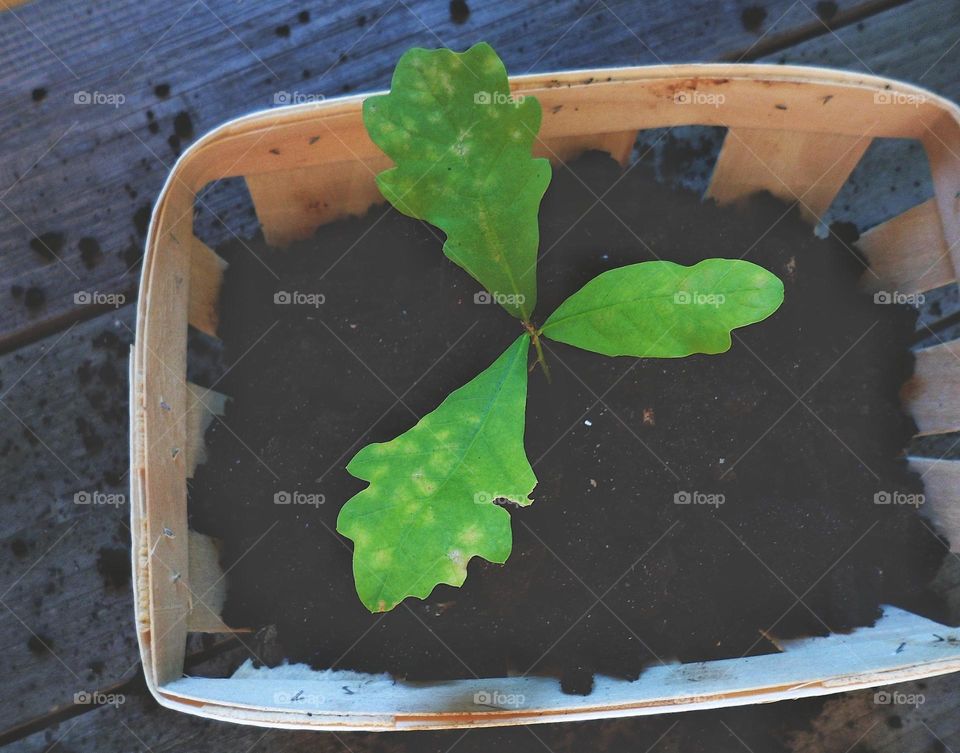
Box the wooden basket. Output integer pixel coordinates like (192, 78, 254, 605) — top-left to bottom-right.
(131, 64, 960, 731)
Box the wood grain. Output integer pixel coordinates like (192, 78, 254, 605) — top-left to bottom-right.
(0, 309, 138, 731)
(857, 198, 955, 294)
(0, 0, 885, 352)
(902, 341, 960, 437)
(707, 128, 872, 223)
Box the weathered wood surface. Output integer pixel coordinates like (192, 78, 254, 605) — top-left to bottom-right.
(0, 0, 949, 354)
(0, 306, 226, 732)
(2, 0, 960, 749)
(0, 309, 138, 732)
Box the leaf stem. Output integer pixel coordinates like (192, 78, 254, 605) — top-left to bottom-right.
(524, 321, 552, 382)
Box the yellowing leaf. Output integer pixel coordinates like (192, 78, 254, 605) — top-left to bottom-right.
(363, 43, 551, 321)
(337, 336, 536, 612)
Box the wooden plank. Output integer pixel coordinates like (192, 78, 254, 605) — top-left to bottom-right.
(533, 130, 639, 167)
(246, 157, 389, 247)
(0, 304, 228, 732)
(184, 532, 231, 633)
(901, 341, 960, 436)
(857, 198, 956, 293)
(923, 114, 960, 276)
(187, 240, 227, 338)
(0, 0, 908, 350)
(909, 457, 960, 551)
(184, 382, 227, 479)
(0, 308, 139, 731)
(707, 128, 872, 224)
(134, 182, 192, 687)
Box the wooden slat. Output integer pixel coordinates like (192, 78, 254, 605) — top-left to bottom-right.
(245, 157, 389, 247)
(707, 127, 872, 224)
(858, 198, 956, 293)
(188, 240, 228, 338)
(923, 110, 960, 275)
(184, 382, 228, 479)
(901, 341, 960, 436)
(0, 309, 139, 731)
(185, 532, 232, 633)
(135, 182, 193, 687)
(908, 457, 960, 552)
(534, 130, 638, 167)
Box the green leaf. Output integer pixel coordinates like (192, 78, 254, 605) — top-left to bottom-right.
(337, 335, 537, 612)
(541, 259, 784, 357)
(363, 43, 551, 321)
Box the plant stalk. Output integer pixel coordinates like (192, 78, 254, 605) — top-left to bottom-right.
(524, 321, 552, 382)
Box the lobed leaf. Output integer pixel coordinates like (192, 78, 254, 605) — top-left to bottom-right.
(337, 335, 537, 612)
(541, 259, 784, 357)
(362, 43, 551, 321)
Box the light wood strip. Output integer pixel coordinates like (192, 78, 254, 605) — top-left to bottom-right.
(136, 182, 194, 687)
(185, 532, 233, 633)
(923, 110, 960, 277)
(902, 340, 960, 436)
(535, 129, 638, 167)
(188, 240, 228, 337)
(908, 457, 960, 551)
(184, 382, 228, 479)
(858, 198, 955, 293)
(707, 127, 872, 224)
(245, 157, 389, 247)
(176, 66, 951, 192)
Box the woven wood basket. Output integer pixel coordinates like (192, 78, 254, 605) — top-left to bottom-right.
(130, 64, 960, 731)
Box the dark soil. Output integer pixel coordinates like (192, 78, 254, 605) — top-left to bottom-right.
(189, 151, 949, 694)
